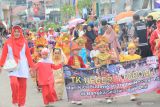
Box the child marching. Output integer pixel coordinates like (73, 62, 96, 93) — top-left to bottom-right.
(33, 48, 62, 106)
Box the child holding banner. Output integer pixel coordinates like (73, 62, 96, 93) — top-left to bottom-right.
(95, 36, 117, 103)
(120, 42, 141, 101)
(33, 48, 62, 106)
(68, 42, 86, 105)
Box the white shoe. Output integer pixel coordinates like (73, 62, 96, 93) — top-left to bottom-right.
(107, 99, 112, 103)
(130, 95, 137, 101)
(76, 101, 82, 105)
(71, 101, 76, 104)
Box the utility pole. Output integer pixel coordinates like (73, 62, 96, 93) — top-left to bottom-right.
(9, 0, 13, 27)
(150, 0, 153, 10)
(109, 0, 112, 14)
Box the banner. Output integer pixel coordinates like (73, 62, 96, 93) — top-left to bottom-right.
(27, 0, 45, 21)
(64, 56, 160, 101)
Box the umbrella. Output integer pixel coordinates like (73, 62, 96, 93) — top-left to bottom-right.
(68, 18, 85, 25)
(66, 24, 76, 29)
(135, 9, 151, 17)
(115, 11, 134, 21)
(117, 17, 133, 24)
(101, 14, 115, 21)
(147, 11, 160, 20)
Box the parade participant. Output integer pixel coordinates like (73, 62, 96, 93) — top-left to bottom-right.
(90, 43, 100, 67)
(52, 48, 67, 100)
(34, 48, 62, 106)
(68, 42, 86, 69)
(47, 28, 56, 50)
(33, 36, 48, 62)
(150, 18, 160, 55)
(85, 24, 97, 50)
(120, 42, 141, 101)
(27, 31, 35, 54)
(48, 28, 55, 37)
(146, 15, 156, 40)
(156, 41, 160, 94)
(32, 35, 48, 92)
(0, 25, 34, 107)
(90, 43, 100, 59)
(56, 33, 71, 60)
(73, 24, 80, 40)
(76, 36, 88, 64)
(67, 42, 85, 105)
(37, 27, 47, 39)
(95, 36, 114, 66)
(95, 36, 117, 103)
(131, 14, 151, 57)
(103, 25, 121, 60)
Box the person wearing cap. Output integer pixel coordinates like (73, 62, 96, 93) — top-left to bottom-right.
(67, 42, 85, 105)
(33, 48, 62, 106)
(120, 42, 141, 101)
(0, 25, 34, 107)
(150, 17, 160, 55)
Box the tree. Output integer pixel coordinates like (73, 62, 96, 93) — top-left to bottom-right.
(61, 4, 76, 22)
(77, 0, 92, 16)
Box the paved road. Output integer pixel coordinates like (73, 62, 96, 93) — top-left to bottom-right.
(0, 71, 160, 107)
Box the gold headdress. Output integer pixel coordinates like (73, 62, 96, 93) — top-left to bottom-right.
(35, 37, 48, 47)
(95, 36, 108, 44)
(128, 42, 136, 49)
(76, 36, 87, 45)
(61, 33, 70, 42)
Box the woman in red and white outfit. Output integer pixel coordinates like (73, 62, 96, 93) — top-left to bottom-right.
(0, 25, 34, 107)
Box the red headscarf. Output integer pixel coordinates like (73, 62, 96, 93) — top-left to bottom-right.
(38, 27, 45, 37)
(7, 25, 26, 62)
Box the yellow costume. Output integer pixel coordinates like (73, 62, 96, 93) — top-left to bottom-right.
(52, 48, 67, 100)
(56, 33, 71, 60)
(120, 42, 141, 62)
(95, 37, 112, 66)
(119, 42, 141, 101)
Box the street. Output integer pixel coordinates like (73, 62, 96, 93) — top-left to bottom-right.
(0, 71, 160, 107)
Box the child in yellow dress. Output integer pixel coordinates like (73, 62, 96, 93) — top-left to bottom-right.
(120, 42, 141, 101)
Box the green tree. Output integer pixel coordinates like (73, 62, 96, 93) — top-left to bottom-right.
(78, 0, 92, 16)
(61, 4, 76, 22)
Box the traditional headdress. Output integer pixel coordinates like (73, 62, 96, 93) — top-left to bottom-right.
(95, 36, 108, 44)
(61, 33, 70, 42)
(71, 42, 80, 51)
(128, 42, 136, 49)
(97, 41, 106, 48)
(35, 37, 48, 47)
(76, 36, 87, 45)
